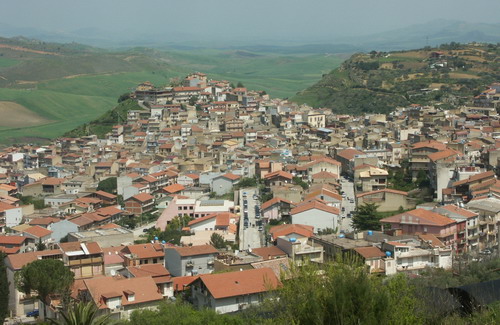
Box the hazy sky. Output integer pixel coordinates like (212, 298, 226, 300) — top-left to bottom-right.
(2, 0, 500, 43)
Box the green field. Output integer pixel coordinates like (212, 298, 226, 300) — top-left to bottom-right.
(0, 39, 344, 144)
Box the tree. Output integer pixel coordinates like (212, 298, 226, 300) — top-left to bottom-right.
(293, 176, 309, 190)
(117, 92, 131, 103)
(236, 177, 257, 189)
(0, 252, 9, 325)
(96, 177, 117, 194)
(209, 233, 226, 249)
(15, 259, 74, 316)
(48, 301, 113, 325)
(36, 239, 46, 251)
(236, 82, 245, 88)
(352, 202, 382, 231)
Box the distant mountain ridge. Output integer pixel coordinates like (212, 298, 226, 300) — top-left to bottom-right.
(1, 19, 500, 52)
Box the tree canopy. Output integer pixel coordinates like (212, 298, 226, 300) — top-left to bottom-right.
(209, 233, 226, 249)
(352, 202, 382, 231)
(96, 177, 117, 194)
(48, 301, 113, 325)
(15, 259, 74, 308)
(0, 252, 9, 325)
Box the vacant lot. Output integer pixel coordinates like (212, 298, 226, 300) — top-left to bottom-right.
(0, 101, 51, 127)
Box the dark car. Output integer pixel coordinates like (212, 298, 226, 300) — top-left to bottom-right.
(27, 310, 39, 317)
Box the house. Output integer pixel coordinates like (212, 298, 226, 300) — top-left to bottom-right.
(186, 212, 239, 233)
(22, 225, 53, 244)
(358, 166, 388, 192)
(269, 224, 314, 242)
(121, 264, 174, 298)
(356, 189, 415, 212)
(263, 170, 293, 187)
(304, 188, 342, 209)
(121, 243, 165, 266)
(22, 177, 65, 197)
(80, 276, 163, 320)
(0, 201, 23, 229)
(261, 197, 294, 221)
(380, 208, 457, 246)
(59, 241, 104, 279)
(276, 236, 324, 265)
(353, 246, 386, 274)
(124, 193, 155, 215)
(4, 249, 64, 316)
(86, 190, 117, 206)
(211, 173, 240, 196)
(291, 200, 340, 233)
(165, 244, 219, 277)
(251, 246, 287, 260)
(190, 268, 280, 314)
(0, 235, 33, 254)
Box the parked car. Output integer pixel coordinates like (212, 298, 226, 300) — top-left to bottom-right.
(258, 226, 263, 231)
(481, 249, 492, 255)
(26, 310, 39, 317)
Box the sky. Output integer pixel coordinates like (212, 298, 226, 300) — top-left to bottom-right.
(1, 0, 500, 44)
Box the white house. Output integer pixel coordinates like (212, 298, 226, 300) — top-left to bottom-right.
(191, 268, 280, 314)
(291, 200, 340, 233)
(0, 202, 23, 228)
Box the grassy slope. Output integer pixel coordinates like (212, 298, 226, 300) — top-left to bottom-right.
(292, 44, 500, 114)
(0, 38, 344, 144)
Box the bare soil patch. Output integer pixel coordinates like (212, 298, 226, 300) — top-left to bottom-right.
(0, 101, 51, 127)
(449, 73, 480, 79)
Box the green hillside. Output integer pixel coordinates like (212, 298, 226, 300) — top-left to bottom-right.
(0, 37, 343, 144)
(293, 43, 500, 114)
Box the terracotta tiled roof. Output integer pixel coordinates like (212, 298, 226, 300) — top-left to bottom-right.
(23, 225, 52, 238)
(220, 173, 241, 181)
(269, 224, 314, 239)
(380, 208, 455, 227)
(337, 148, 364, 161)
(168, 244, 218, 257)
(263, 170, 293, 180)
(173, 275, 199, 291)
(84, 276, 163, 309)
(412, 140, 447, 151)
(197, 268, 280, 299)
(354, 246, 385, 259)
(252, 246, 287, 260)
(356, 188, 408, 198)
(6, 249, 63, 270)
(261, 197, 293, 211)
(419, 234, 445, 248)
(290, 201, 339, 215)
(452, 170, 496, 187)
(163, 183, 185, 194)
(129, 193, 154, 203)
(124, 243, 164, 259)
(0, 235, 28, 245)
(94, 190, 117, 199)
(439, 205, 478, 218)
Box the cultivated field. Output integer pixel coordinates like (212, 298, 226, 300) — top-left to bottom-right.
(0, 101, 51, 127)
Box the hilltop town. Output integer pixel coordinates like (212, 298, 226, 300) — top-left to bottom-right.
(1, 67, 500, 322)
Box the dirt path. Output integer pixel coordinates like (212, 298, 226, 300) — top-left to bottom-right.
(0, 44, 62, 56)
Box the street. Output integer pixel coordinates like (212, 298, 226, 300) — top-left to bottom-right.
(238, 188, 264, 250)
(339, 177, 356, 233)
(133, 220, 157, 239)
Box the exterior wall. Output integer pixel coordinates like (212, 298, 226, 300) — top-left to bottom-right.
(262, 206, 279, 220)
(123, 186, 139, 201)
(190, 218, 217, 233)
(211, 178, 233, 196)
(357, 192, 414, 212)
(307, 162, 340, 177)
(192, 288, 261, 314)
(165, 249, 216, 276)
(51, 220, 79, 242)
(292, 209, 338, 233)
(5, 207, 23, 227)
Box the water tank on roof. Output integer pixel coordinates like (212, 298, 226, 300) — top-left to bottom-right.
(289, 237, 297, 243)
(339, 234, 345, 238)
(367, 230, 373, 236)
(162, 240, 166, 244)
(385, 251, 392, 257)
(154, 236, 158, 241)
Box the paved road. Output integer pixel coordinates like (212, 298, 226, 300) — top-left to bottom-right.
(133, 221, 157, 239)
(238, 188, 264, 250)
(339, 177, 356, 233)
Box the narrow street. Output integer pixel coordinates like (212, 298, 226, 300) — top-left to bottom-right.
(339, 177, 356, 233)
(238, 188, 264, 250)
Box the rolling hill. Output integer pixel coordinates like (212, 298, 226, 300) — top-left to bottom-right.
(0, 36, 343, 144)
(292, 43, 500, 115)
